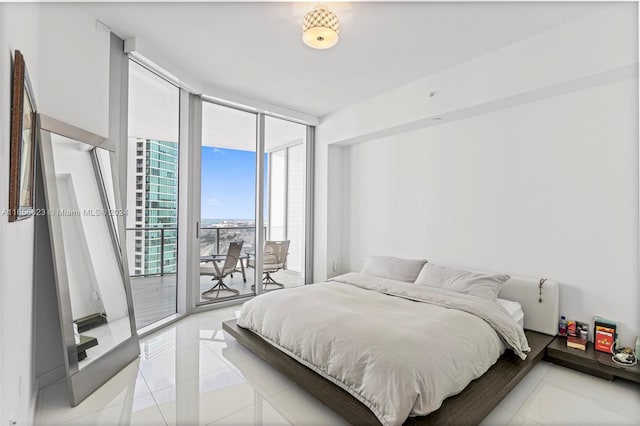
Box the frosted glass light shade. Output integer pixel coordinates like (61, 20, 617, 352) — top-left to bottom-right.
(303, 6, 339, 49)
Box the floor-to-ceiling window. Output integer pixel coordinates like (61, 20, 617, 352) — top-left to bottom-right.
(198, 102, 262, 304)
(265, 116, 308, 287)
(126, 60, 180, 328)
(196, 108, 310, 304)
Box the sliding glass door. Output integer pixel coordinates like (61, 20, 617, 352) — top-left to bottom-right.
(197, 102, 261, 304)
(195, 102, 311, 306)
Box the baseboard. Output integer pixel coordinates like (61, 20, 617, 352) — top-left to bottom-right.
(28, 378, 39, 426)
(37, 365, 66, 389)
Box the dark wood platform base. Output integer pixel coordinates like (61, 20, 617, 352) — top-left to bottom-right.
(222, 320, 554, 425)
(545, 336, 640, 384)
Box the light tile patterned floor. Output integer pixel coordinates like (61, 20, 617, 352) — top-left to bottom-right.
(36, 306, 640, 425)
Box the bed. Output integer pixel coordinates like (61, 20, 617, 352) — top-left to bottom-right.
(223, 260, 559, 425)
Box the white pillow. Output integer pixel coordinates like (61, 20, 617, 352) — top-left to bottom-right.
(497, 298, 525, 328)
(361, 256, 428, 282)
(415, 263, 509, 302)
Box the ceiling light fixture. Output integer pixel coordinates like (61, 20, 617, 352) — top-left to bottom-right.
(303, 5, 339, 50)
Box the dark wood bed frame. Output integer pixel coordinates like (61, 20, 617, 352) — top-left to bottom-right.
(223, 320, 554, 425)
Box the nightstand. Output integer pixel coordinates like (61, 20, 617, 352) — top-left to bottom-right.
(545, 336, 640, 383)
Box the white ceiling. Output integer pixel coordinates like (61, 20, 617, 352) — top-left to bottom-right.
(80, 1, 608, 117)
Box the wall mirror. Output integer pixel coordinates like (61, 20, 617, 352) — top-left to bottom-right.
(38, 114, 139, 405)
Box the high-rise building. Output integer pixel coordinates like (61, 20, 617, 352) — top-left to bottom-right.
(129, 138, 178, 276)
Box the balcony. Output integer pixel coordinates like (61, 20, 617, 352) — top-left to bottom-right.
(127, 226, 303, 329)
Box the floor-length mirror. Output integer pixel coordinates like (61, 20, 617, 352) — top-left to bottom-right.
(38, 115, 139, 405)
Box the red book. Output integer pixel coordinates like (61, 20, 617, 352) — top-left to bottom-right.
(595, 329, 614, 353)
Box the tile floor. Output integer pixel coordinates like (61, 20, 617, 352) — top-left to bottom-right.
(36, 306, 640, 425)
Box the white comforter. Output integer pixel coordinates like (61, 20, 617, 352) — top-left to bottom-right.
(238, 273, 530, 426)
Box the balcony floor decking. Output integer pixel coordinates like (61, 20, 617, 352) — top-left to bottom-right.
(130, 269, 303, 329)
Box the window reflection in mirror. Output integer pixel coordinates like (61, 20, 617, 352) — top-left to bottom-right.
(49, 132, 132, 369)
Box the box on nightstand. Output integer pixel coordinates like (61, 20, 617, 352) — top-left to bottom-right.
(567, 335, 587, 351)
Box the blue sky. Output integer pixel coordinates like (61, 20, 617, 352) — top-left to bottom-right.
(201, 147, 268, 220)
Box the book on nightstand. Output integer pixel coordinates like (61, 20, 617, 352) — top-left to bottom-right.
(567, 335, 587, 350)
(594, 317, 618, 353)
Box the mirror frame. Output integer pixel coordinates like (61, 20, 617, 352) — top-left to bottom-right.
(37, 113, 140, 406)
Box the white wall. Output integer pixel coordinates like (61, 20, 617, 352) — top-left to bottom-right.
(38, 4, 111, 137)
(0, 3, 110, 425)
(344, 77, 639, 345)
(1, 5, 3, 419)
(316, 4, 639, 283)
(0, 4, 40, 425)
(315, 3, 639, 345)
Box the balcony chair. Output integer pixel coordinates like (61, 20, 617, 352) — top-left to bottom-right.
(249, 240, 290, 291)
(201, 241, 243, 299)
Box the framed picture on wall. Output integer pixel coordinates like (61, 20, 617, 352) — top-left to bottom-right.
(9, 50, 37, 222)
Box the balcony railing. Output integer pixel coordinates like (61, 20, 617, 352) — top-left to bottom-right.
(126, 225, 264, 277)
